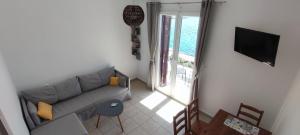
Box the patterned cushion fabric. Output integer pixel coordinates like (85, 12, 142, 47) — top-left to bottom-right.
(22, 86, 58, 104)
(98, 67, 115, 85)
(78, 72, 103, 92)
(27, 101, 42, 125)
(54, 77, 82, 101)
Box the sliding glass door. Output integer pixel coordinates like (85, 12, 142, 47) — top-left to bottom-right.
(157, 12, 200, 105)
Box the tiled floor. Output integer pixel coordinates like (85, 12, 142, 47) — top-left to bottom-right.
(83, 80, 211, 135)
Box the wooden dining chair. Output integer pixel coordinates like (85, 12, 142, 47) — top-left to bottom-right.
(187, 98, 208, 135)
(237, 103, 264, 126)
(173, 108, 191, 135)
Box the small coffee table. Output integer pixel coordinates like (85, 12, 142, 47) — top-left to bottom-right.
(96, 99, 124, 132)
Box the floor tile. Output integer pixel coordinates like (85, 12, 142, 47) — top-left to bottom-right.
(83, 80, 211, 135)
(126, 127, 149, 135)
(122, 118, 139, 133)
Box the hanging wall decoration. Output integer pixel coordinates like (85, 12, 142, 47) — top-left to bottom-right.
(123, 5, 144, 60)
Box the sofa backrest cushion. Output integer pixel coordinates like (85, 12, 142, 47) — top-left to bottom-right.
(22, 86, 58, 104)
(54, 77, 82, 101)
(118, 76, 127, 87)
(78, 72, 103, 92)
(98, 67, 115, 85)
(27, 101, 42, 125)
(20, 97, 36, 130)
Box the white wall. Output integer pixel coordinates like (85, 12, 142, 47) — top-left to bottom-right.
(134, 0, 151, 82)
(136, 0, 300, 129)
(272, 70, 300, 135)
(0, 52, 29, 135)
(0, 0, 137, 90)
(198, 0, 300, 129)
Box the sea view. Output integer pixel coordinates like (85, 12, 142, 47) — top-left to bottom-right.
(169, 16, 200, 57)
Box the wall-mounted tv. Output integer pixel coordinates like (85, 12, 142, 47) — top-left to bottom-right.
(234, 27, 280, 67)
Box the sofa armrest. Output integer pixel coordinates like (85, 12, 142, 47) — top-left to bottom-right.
(115, 70, 130, 89)
(20, 96, 36, 130)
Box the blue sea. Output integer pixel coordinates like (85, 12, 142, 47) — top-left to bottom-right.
(169, 17, 199, 57)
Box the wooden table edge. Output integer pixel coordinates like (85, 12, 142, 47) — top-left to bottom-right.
(202, 109, 272, 135)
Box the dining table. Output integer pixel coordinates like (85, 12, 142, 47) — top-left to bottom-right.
(199, 109, 272, 135)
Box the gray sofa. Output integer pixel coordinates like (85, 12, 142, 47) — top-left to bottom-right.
(30, 113, 88, 135)
(19, 67, 131, 131)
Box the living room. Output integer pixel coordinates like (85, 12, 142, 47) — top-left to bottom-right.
(0, 0, 299, 135)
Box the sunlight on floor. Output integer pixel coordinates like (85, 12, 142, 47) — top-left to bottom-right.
(173, 78, 192, 105)
(140, 91, 167, 110)
(156, 100, 185, 123)
(157, 76, 192, 105)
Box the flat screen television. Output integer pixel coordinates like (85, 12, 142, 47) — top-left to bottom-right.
(234, 27, 280, 67)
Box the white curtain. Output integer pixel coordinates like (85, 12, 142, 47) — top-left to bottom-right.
(147, 2, 161, 91)
(192, 0, 213, 99)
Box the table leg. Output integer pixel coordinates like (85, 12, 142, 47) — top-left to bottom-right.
(96, 115, 100, 128)
(117, 115, 124, 132)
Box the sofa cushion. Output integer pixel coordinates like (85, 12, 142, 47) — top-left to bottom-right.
(27, 101, 42, 125)
(53, 94, 94, 119)
(78, 72, 103, 92)
(31, 113, 88, 135)
(82, 86, 130, 105)
(54, 77, 82, 101)
(98, 67, 115, 85)
(22, 86, 58, 104)
(118, 76, 127, 87)
(109, 77, 119, 86)
(53, 86, 130, 119)
(37, 102, 53, 120)
(21, 98, 36, 130)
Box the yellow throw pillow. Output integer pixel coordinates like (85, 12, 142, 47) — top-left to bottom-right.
(110, 77, 119, 86)
(37, 102, 53, 120)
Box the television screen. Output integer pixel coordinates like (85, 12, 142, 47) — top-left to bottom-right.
(234, 27, 280, 67)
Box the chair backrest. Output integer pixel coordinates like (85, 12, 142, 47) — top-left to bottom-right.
(187, 98, 199, 130)
(237, 103, 264, 126)
(173, 108, 188, 135)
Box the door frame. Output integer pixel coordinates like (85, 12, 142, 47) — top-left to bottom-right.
(156, 11, 200, 104)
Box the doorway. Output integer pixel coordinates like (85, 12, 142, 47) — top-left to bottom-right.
(157, 13, 200, 105)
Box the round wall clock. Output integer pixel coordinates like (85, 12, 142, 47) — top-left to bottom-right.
(123, 5, 144, 26)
